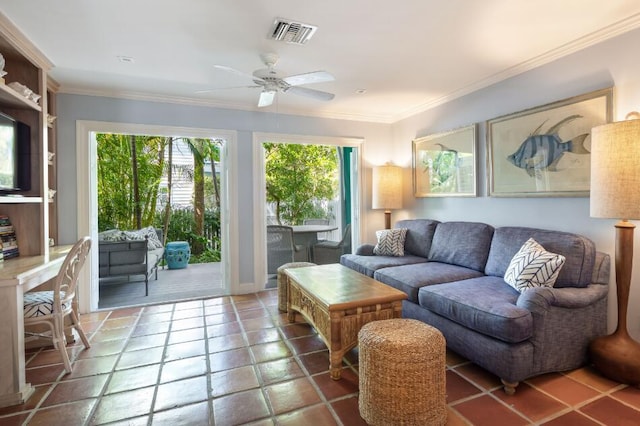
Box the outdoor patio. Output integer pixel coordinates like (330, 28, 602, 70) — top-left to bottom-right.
(98, 262, 225, 310)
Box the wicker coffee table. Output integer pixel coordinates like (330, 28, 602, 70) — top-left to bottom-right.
(284, 263, 407, 379)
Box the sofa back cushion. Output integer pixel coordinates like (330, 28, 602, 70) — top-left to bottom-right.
(428, 221, 494, 271)
(395, 219, 440, 258)
(485, 227, 596, 288)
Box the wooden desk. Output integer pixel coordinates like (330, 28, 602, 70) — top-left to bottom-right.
(0, 245, 72, 408)
(285, 264, 406, 380)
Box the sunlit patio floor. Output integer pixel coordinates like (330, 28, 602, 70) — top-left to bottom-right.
(98, 262, 226, 310)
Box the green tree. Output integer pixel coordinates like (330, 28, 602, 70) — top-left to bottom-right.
(264, 143, 338, 224)
(97, 133, 165, 231)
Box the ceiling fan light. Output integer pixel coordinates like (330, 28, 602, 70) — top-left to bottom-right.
(258, 90, 276, 107)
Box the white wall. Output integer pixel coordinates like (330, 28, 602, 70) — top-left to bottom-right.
(56, 25, 640, 339)
(392, 27, 640, 340)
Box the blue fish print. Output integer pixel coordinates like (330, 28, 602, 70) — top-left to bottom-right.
(507, 114, 589, 178)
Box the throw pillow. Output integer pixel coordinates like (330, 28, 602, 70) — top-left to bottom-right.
(138, 226, 164, 249)
(373, 228, 408, 257)
(504, 238, 566, 292)
(98, 229, 123, 241)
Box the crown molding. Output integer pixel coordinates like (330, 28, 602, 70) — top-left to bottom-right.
(57, 85, 395, 124)
(0, 13, 53, 71)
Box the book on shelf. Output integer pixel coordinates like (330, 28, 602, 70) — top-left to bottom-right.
(0, 225, 14, 234)
(0, 215, 18, 259)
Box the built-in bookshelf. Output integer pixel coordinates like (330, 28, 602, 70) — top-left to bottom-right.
(0, 15, 54, 257)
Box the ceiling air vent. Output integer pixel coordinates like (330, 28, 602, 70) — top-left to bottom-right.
(269, 18, 317, 45)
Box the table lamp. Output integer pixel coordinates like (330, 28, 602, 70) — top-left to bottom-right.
(589, 112, 640, 385)
(372, 164, 403, 229)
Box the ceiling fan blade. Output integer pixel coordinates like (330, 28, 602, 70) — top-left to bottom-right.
(258, 90, 276, 107)
(285, 86, 335, 101)
(196, 85, 262, 94)
(214, 65, 264, 83)
(282, 71, 334, 86)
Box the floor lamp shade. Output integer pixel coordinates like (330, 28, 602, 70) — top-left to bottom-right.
(590, 118, 640, 220)
(589, 116, 640, 386)
(372, 164, 403, 229)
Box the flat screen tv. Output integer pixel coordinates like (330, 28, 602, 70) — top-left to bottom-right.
(0, 112, 30, 193)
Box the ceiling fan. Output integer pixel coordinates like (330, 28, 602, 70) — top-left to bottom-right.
(199, 53, 335, 107)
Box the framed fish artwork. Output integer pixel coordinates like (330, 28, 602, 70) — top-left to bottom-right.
(487, 87, 613, 197)
(412, 124, 477, 197)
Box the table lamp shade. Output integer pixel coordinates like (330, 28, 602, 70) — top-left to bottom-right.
(590, 118, 640, 220)
(372, 165, 403, 210)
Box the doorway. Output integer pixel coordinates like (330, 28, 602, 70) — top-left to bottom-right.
(253, 132, 364, 289)
(75, 121, 239, 313)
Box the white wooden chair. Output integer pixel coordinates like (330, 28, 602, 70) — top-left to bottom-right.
(23, 237, 92, 373)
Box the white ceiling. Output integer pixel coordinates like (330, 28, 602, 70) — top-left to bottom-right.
(2, 0, 640, 123)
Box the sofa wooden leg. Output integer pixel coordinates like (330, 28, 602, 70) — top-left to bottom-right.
(501, 379, 519, 395)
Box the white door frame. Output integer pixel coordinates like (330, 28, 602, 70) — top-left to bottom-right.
(252, 132, 365, 289)
(76, 120, 239, 312)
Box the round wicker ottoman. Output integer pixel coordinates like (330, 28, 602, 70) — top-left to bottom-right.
(358, 319, 447, 426)
(276, 262, 316, 312)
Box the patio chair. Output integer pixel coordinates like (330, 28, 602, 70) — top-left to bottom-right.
(23, 237, 92, 373)
(312, 224, 352, 264)
(303, 218, 330, 240)
(267, 225, 307, 275)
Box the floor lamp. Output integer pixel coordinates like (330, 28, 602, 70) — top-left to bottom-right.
(372, 164, 403, 229)
(589, 112, 640, 386)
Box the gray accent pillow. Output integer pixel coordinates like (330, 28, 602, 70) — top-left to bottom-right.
(374, 228, 408, 256)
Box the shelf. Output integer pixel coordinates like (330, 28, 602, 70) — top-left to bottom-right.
(0, 82, 41, 111)
(0, 195, 43, 203)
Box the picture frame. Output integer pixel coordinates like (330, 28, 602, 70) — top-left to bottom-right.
(412, 123, 477, 197)
(487, 87, 613, 197)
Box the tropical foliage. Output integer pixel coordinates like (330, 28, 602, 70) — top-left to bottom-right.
(97, 133, 166, 231)
(97, 133, 222, 261)
(264, 143, 339, 225)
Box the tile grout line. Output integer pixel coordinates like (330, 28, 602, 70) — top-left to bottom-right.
(275, 308, 352, 426)
(83, 306, 145, 426)
(17, 309, 122, 425)
(233, 295, 278, 424)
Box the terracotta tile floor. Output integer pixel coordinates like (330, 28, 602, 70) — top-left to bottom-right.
(3, 289, 640, 425)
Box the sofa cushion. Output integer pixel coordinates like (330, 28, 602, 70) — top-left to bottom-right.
(505, 238, 566, 292)
(340, 253, 427, 277)
(396, 219, 440, 257)
(418, 276, 533, 343)
(428, 221, 494, 271)
(485, 227, 595, 288)
(374, 262, 484, 303)
(373, 228, 407, 256)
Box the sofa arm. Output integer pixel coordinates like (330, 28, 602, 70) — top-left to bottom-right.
(517, 284, 608, 313)
(355, 244, 376, 256)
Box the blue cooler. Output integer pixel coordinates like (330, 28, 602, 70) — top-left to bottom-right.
(165, 241, 190, 269)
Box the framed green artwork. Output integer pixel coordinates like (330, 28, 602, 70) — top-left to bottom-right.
(412, 124, 477, 197)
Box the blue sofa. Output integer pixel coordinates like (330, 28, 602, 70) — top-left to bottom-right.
(341, 219, 610, 394)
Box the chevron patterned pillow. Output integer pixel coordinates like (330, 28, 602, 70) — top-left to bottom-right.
(373, 228, 408, 256)
(504, 238, 566, 292)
